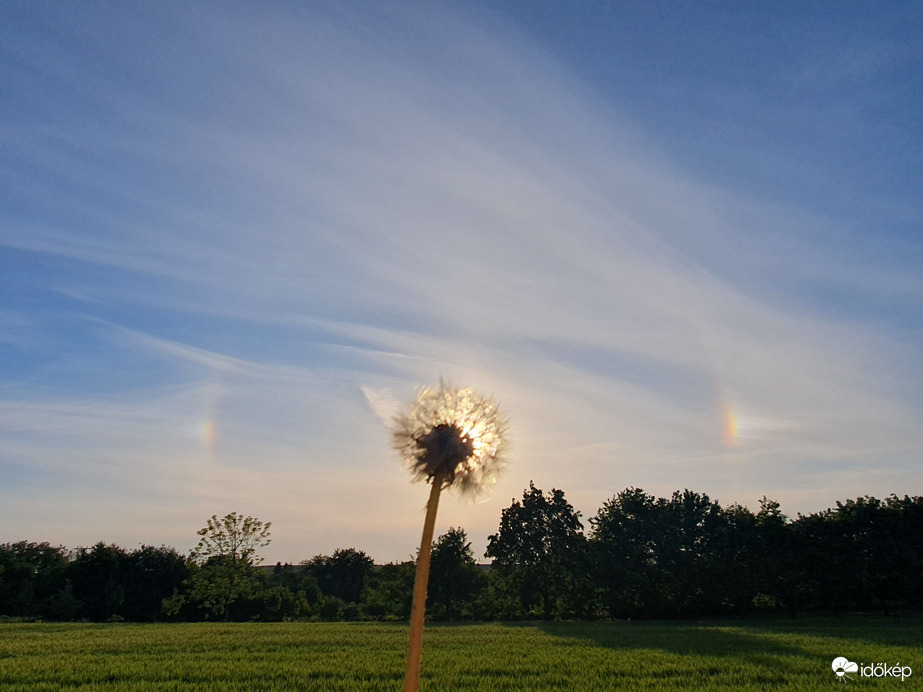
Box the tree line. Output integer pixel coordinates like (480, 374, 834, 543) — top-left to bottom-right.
(1, 486, 921, 622)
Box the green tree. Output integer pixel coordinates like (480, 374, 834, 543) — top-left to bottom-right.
(884, 494, 923, 608)
(427, 527, 485, 620)
(709, 501, 760, 614)
(270, 562, 322, 611)
(123, 545, 190, 621)
(752, 496, 812, 616)
(362, 561, 415, 620)
(824, 495, 920, 614)
(69, 543, 130, 621)
(486, 482, 586, 618)
(186, 512, 271, 620)
(591, 488, 746, 618)
(256, 584, 310, 621)
(71, 544, 188, 622)
(0, 541, 69, 618)
(589, 487, 665, 618)
(192, 512, 272, 567)
(656, 489, 726, 615)
(793, 508, 851, 615)
(305, 548, 374, 605)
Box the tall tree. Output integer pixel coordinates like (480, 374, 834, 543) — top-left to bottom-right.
(192, 512, 272, 567)
(885, 494, 923, 608)
(714, 501, 761, 613)
(428, 527, 484, 620)
(123, 545, 190, 621)
(657, 489, 725, 615)
(589, 487, 663, 618)
(824, 495, 919, 613)
(187, 512, 271, 620)
(69, 543, 130, 621)
(753, 496, 812, 616)
(486, 482, 585, 617)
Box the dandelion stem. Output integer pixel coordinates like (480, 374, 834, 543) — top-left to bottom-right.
(404, 472, 444, 692)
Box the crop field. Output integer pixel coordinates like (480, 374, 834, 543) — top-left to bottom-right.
(0, 617, 920, 691)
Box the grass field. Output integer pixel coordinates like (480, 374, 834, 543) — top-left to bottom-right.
(0, 617, 920, 690)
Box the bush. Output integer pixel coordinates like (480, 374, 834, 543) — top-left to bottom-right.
(319, 596, 345, 621)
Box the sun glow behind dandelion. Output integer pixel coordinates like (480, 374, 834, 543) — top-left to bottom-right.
(393, 382, 509, 496)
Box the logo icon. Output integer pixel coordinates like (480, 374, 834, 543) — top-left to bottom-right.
(832, 657, 858, 682)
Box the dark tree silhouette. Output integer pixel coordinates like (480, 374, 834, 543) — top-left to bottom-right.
(69, 543, 129, 621)
(427, 527, 484, 620)
(486, 481, 586, 617)
(0, 541, 70, 618)
(305, 548, 375, 604)
(4, 488, 921, 622)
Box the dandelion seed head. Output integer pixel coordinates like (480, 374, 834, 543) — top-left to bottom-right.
(393, 381, 509, 496)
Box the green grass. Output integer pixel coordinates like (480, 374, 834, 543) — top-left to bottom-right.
(0, 617, 920, 690)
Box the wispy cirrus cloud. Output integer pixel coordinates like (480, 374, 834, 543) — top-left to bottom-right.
(1, 3, 921, 561)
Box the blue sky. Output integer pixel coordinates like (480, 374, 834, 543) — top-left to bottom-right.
(2, 1, 921, 564)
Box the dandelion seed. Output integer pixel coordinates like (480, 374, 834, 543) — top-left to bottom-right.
(394, 380, 509, 692)
(393, 382, 509, 496)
